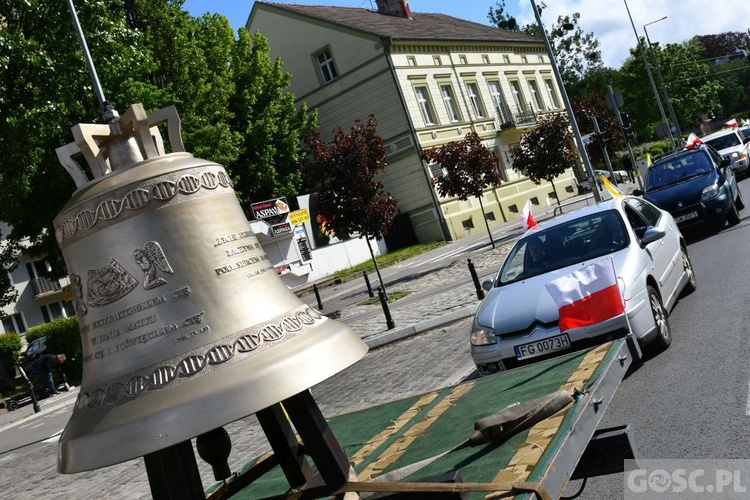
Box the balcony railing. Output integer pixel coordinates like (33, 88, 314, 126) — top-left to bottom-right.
(31, 277, 62, 297)
(494, 103, 537, 130)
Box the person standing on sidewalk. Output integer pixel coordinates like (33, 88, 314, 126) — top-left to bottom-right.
(30, 353, 69, 395)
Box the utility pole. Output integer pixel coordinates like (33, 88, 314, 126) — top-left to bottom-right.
(644, 17, 683, 142)
(530, 0, 601, 201)
(623, 0, 675, 148)
(607, 86, 643, 189)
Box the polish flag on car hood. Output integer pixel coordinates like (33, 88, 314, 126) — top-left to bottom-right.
(726, 118, 738, 128)
(544, 257, 624, 333)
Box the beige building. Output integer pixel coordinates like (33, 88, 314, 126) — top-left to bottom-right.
(248, 0, 578, 244)
(0, 223, 74, 336)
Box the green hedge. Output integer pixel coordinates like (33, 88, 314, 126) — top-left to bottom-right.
(0, 333, 21, 390)
(24, 317, 83, 384)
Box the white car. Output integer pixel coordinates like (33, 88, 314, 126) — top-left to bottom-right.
(470, 196, 696, 376)
(701, 128, 750, 176)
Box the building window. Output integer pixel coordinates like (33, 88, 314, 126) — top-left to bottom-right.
(482, 55, 490, 64)
(433, 55, 442, 65)
(462, 218, 474, 230)
(315, 49, 338, 83)
(440, 85, 461, 122)
(2, 313, 26, 334)
(530, 197, 539, 205)
(485, 212, 496, 221)
(528, 80, 543, 111)
(414, 86, 437, 125)
(407, 56, 416, 66)
(521, 56, 528, 64)
(538, 55, 544, 63)
(459, 55, 467, 65)
(466, 83, 486, 118)
(503, 55, 510, 64)
(508, 204, 519, 214)
(488, 81, 510, 123)
(544, 79, 561, 108)
(510, 81, 526, 110)
(41, 300, 75, 323)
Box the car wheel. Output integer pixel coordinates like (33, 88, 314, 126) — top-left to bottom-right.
(727, 198, 741, 226)
(680, 247, 697, 295)
(647, 285, 671, 351)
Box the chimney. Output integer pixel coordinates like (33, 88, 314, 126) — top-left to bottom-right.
(375, 0, 413, 19)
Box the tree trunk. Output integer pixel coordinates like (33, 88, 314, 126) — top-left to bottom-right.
(365, 236, 388, 300)
(478, 195, 495, 249)
(550, 179, 561, 206)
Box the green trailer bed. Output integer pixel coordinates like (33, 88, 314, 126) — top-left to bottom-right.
(206, 336, 639, 499)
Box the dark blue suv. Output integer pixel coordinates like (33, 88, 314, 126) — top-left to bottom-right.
(634, 145, 744, 230)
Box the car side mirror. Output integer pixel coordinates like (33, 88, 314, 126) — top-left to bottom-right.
(641, 226, 666, 246)
(633, 189, 643, 196)
(720, 157, 731, 168)
(482, 279, 493, 291)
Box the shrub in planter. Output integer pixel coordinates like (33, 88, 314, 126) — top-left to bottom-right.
(24, 317, 82, 384)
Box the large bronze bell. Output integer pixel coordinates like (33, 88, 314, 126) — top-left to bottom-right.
(54, 104, 368, 473)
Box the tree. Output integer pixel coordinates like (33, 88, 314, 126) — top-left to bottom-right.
(618, 41, 722, 137)
(548, 13, 603, 88)
(510, 113, 577, 202)
(572, 94, 624, 167)
(0, 1, 316, 308)
(420, 133, 502, 248)
(301, 115, 398, 296)
(487, 0, 520, 32)
(692, 32, 748, 60)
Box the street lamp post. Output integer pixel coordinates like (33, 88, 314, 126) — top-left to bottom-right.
(644, 17, 683, 141)
(623, 0, 675, 148)
(530, 0, 601, 202)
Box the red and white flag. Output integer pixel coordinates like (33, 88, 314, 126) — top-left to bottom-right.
(545, 257, 624, 334)
(726, 118, 738, 128)
(521, 200, 537, 231)
(684, 133, 702, 150)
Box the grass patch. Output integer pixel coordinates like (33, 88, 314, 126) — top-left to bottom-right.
(359, 290, 412, 305)
(333, 241, 445, 281)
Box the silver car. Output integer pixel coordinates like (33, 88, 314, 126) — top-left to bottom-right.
(471, 196, 696, 376)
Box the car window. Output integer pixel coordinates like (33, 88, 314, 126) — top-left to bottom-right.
(497, 210, 628, 285)
(705, 132, 740, 150)
(646, 152, 710, 191)
(627, 198, 662, 227)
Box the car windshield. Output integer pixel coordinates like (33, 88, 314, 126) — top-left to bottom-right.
(646, 153, 710, 191)
(704, 133, 740, 150)
(497, 210, 629, 285)
(741, 127, 750, 141)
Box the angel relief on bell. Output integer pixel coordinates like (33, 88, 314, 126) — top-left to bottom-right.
(134, 241, 174, 290)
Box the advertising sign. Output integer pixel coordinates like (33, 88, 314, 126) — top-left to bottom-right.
(289, 208, 311, 226)
(250, 197, 290, 220)
(271, 222, 292, 236)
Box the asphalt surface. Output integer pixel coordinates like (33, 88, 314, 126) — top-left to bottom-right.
(0, 183, 628, 499)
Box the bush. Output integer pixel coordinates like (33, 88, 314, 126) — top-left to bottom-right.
(25, 317, 83, 384)
(0, 333, 21, 391)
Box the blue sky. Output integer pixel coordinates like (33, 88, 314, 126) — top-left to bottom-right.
(182, 1, 750, 69)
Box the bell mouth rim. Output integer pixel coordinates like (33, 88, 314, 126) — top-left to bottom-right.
(57, 318, 368, 474)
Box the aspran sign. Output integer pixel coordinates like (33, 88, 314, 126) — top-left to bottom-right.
(271, 222, 292, 236)
(250, 197, 290, 220)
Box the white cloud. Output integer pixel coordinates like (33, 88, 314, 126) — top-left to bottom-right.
(514, 0, 750, 68)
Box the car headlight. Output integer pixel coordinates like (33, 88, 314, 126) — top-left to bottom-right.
(701, 184, 720, 201)
(471, 326, 497, 346)
(731, 152, 739, 159)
